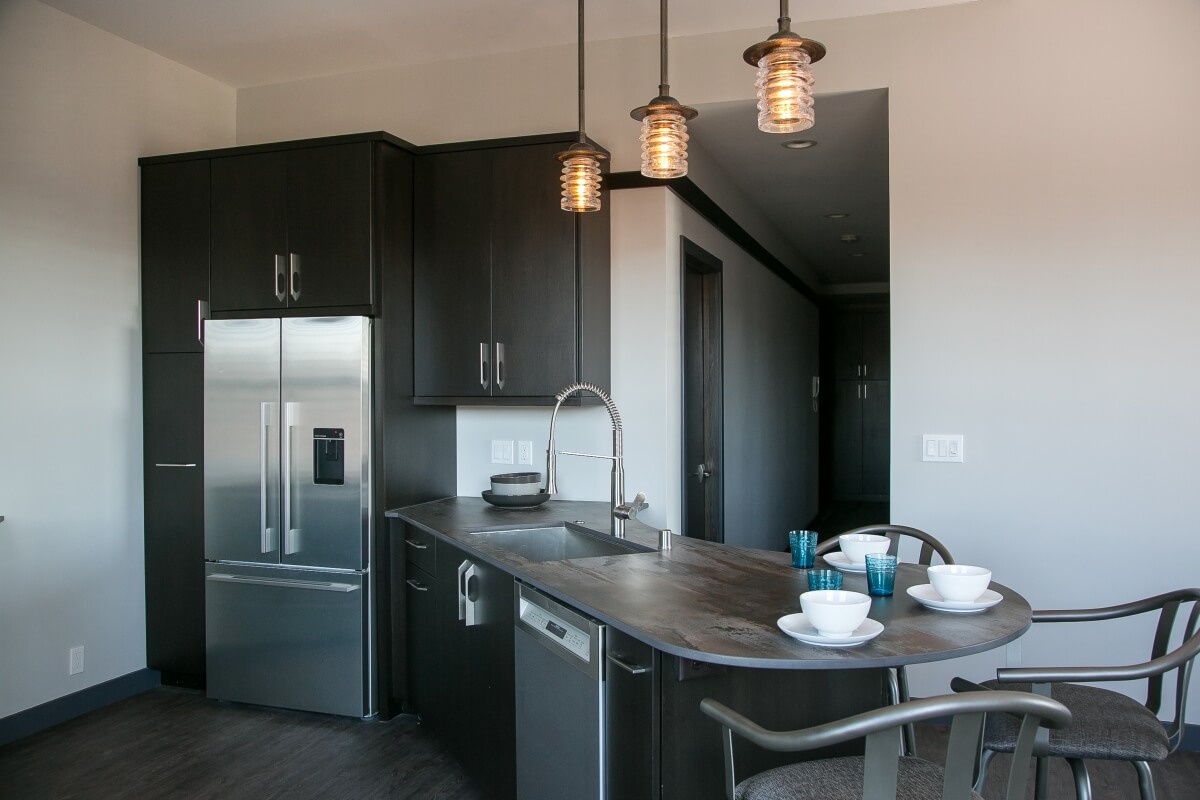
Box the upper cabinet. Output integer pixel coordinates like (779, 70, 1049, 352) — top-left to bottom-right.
(141, 160, 210, 353)
(413, 136, 611, 404)
(831, 310, 890, 381)
(210, 142, 374, 313)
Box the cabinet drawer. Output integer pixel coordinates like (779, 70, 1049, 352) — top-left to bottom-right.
(401, 524, 435, 575)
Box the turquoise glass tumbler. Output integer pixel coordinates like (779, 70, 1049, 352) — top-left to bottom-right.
(788, 530, 818, 569)
(865, 553, 897, 596)
(807, 569, 843, 591)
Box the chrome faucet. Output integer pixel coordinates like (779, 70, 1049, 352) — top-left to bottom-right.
(545, 382, 647, 539)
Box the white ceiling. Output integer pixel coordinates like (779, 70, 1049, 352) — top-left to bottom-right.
(41, 0, 978, 88)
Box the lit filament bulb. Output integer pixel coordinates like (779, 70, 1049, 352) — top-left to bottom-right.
(560, 154, 603, 212)
(756, 47, 814, 133)
(639, 110, 689, 179)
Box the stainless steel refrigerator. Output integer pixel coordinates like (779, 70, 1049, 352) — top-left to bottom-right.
(203, 316, 374, 718)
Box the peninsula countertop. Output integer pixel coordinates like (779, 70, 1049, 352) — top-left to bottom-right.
(387, 497, 1031, 669)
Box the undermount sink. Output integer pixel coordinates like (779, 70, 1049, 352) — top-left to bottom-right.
(467, 522, 652, 563)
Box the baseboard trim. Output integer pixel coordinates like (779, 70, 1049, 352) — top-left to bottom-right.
(0, 668, 160, 748)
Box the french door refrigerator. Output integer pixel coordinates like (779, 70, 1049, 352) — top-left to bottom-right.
(203, 316, 373, 717)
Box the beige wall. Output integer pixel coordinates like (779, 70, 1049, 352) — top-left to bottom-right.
(234, 0, 1200, 717)
(0, 0, 235, 718)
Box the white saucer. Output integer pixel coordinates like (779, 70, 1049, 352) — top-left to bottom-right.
(907, 584, 1003, 613)
(821, 552, 868, 573)
(777, 613, 884, 647)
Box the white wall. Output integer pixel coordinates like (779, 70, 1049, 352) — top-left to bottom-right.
(235, 0, 1200, 719)
(0, 1, 235, 718)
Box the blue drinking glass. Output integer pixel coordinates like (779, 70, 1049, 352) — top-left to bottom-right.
(807, 569, 843, 591)
(865, 553, 897, 596)
(788, 530, 818, 569)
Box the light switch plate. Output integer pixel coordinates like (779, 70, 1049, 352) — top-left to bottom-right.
(922, 434, 964, 463)
(491, 440, 514, 464)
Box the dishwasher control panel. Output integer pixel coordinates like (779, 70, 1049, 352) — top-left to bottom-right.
(519, 596, 592, 663)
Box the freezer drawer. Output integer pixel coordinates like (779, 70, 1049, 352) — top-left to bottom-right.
(205, 563, 371, 717)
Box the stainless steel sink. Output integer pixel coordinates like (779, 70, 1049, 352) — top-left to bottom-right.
(467, 522, 652, 563)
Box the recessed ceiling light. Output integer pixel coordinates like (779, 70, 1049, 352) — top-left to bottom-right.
(781, 139, 817, 150)
(839, 234, 860, 243)
(824, 212, 849, 219)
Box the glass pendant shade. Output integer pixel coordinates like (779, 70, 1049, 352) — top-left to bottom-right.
(756, 46, 815, 133)
(639, 109, 689, 179)
(560, 153, 603, 213)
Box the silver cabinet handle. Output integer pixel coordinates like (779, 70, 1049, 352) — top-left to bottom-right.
(480, 343, 490, 390)
(274, 254, 287, 302)
(457, 559, 470, 621)
(495, 342, 505, 390)
(206, 573, 358, 593)
(288, 253, 301, 302)
(607, 653, 650, 675)
(283, 402, 297, 555)
(196, 300, 209, 344)
(856, 364, 862, 377)
(457, 559, 480, 626)
(863, 383, 868, 399)
(863, 364, 868, 377)
(406, 578, 430, 592)
(154, 463, 196, 468)
(857, 384, 862, 400)
(404, 538, 429, 551)
(695, 464, 712, 482)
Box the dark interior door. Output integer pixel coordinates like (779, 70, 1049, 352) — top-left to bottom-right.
(141, 160, 209, 353)
(681, 240, 723, 542)
(287, 143, 373, 309)
(491, 142, 578, 397)
(830, 380, 864, 497)
(414, 150, 493, 397)
(861, 380, 890, 496)
(210, 152, 287, 312)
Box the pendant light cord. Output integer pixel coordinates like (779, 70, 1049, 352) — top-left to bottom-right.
(577, 0, 586, 143)
(659, 0, 669, 97)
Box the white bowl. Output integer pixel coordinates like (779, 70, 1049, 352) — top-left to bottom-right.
(927, 564, 992, 602)
(489, 472, 543, 496)
(838, 533, 891, 564)
(799, 590, 872, 639)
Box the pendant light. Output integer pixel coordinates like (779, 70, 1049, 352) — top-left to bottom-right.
(557, 0, 606, 213)
(629, 0, 697, 179)
(743, 0, 826, 134)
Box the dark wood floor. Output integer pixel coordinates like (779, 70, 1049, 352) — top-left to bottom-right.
(3, 688, 1198, 799)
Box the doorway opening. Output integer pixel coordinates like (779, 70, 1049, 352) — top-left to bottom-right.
(680, 237, 723, 542)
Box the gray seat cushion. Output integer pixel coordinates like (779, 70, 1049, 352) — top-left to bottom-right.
(980, 680, 1170, 762)
(734, 755, 984, 800)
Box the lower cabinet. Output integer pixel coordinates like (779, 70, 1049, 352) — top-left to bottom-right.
(830, 378, 890, 499)
(429, 539, 516, 800)
(605, 628, 659, 800)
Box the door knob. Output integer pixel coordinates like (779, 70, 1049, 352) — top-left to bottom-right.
(695, 464, 713, 482)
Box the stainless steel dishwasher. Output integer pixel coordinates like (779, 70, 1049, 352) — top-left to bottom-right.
(515, 582, 607, 800)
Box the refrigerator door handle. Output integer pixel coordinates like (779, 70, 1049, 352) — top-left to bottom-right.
(259, 402, 277, 554)
(206, 573, 359, 593)
(283, 401, 299, 555)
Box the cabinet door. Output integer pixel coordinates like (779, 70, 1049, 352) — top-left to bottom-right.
(606, 628, 658, 800)
(830, 380, 864, 498)
(831, 312, 863, 380)
(142, 161, 209, 353)
(434, 542, 480, 765)
(143, 353, 205, 682)
(473, 557, 516, 799)
(405, 563, 439, 724)
(860, 311, 890, 380)
(211, 152, 288, 312)
(287, 143, 373, 309)
(414, 150, 493, 397)
(490, 142, 579, 397)
(861, 380, 890, 496)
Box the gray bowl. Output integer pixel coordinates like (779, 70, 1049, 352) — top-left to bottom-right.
(489, 472, 543, 496)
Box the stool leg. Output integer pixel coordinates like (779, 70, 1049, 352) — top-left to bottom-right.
(1067, 758, 1092, 800)
(1133, 761, 1156, 800)
(973, 747, 995, 794)
(1034, 756, 1049, 800)
(896, 666, 917, 758)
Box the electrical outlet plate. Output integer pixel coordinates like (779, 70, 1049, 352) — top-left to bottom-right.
(491, 440, 514, 464)
(69, 645, 84, 675)
(922, 434, 964, 463)
(517, 440, 534, 465)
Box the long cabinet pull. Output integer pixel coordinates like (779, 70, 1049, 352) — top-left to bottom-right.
(457, 559, 470, 621)
(196, 300, 209, 345)
(607, 653, 650, 675)
(857, 384, 862, 400)
(206, 573, 358, 593)
(495, 342, 506, 390)
(288, 253, 301, 302)
(863, 383, 868, 399)
(406, 578, 430, 592)
(154, 463, 196, 468)
(404, 539, 428, 550)
(274, 255, 287, 302)
(479, 343, 490, 390)
(863, 363, 868, 377)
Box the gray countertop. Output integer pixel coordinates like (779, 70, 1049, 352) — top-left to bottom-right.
(388, 497, 1031, 669)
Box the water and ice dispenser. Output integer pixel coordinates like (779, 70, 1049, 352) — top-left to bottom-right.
(312, 428, 345, 485)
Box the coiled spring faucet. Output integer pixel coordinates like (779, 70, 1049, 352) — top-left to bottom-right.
(545, 382, 647, 538)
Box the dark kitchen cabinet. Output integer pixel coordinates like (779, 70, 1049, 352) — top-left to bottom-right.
(143, 353, 205, 686)
(832, 310, 889, 380)
(433, 539, 516, 800)
(141, 160, 209, 353)
(210, 142, 373, 313)
(606, 628, 659, 800)
(404, 563, 438, 723)
(414, 135, 610, 403)
(831, 378, 890, 499)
